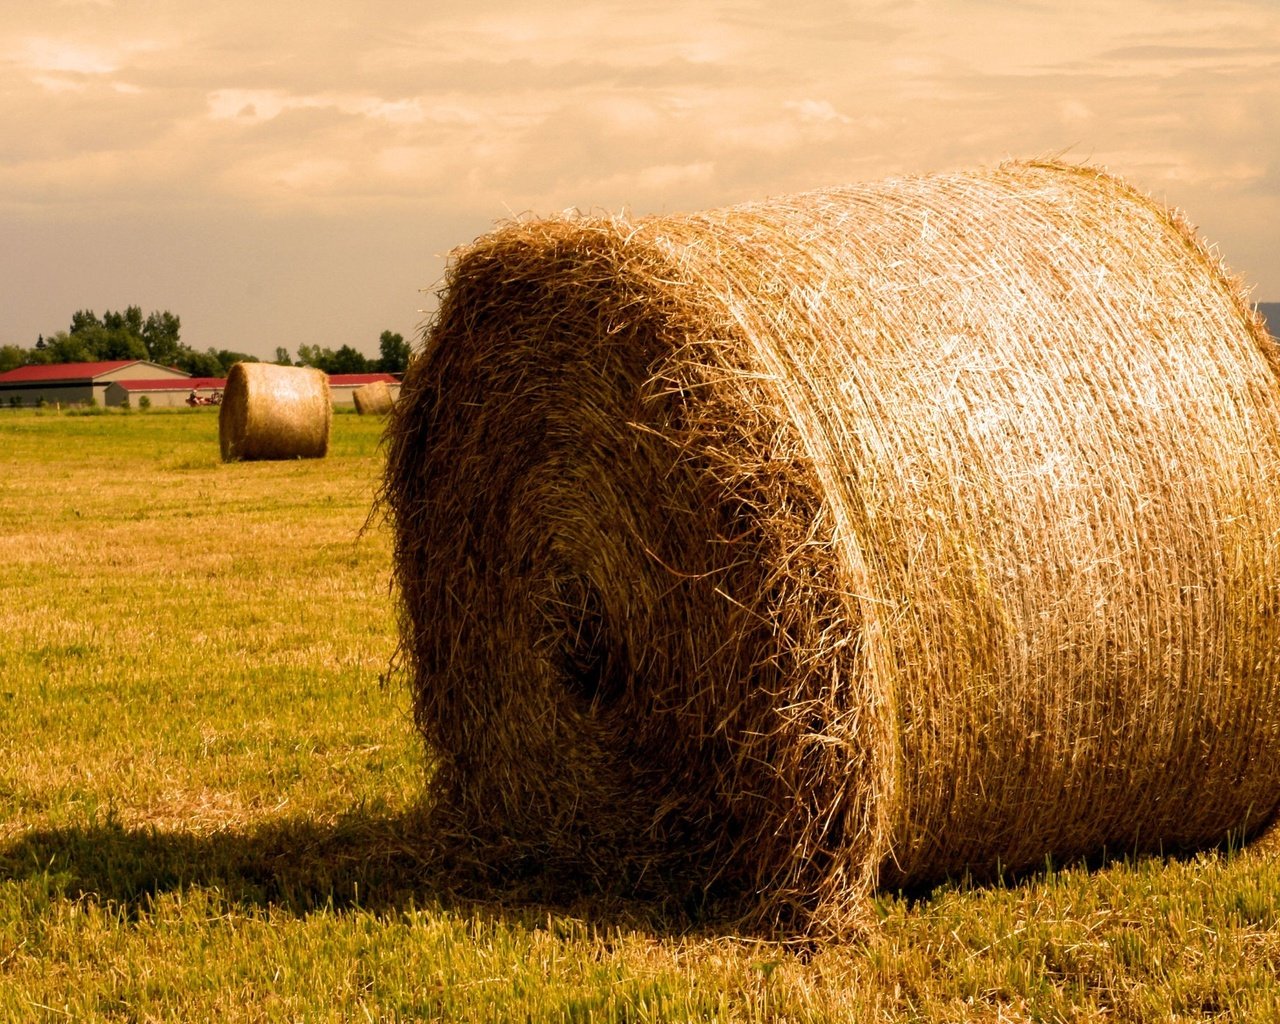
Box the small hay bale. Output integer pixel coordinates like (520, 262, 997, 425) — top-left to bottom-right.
(383, 161, 1280, 933)
(219, 362, 331, 461)
(352, 379, 394, 416)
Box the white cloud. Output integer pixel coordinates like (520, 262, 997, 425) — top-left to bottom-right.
(784, 99, 853, 125)
(13, 38, 120, 74)
(1057, 100, 1093, 126)
(206, 89, 293, 122)
(31, 74, 90, 94)
(272, 157, 351, 193)
(205, 89, 427, 126)
(1, 0, 1279, 358)
(420, 5, 741, 69)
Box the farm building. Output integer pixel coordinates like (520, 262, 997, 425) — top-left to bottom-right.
(0, 360, 190, 408)
(107, 370, 400, 408)
(1, 361, 402, 409)
(104, 377, 226, 408)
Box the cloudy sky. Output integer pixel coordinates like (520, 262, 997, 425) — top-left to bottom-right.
(2, 0, 1277, 360)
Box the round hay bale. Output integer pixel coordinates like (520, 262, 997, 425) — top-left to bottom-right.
(383, 161, 1280, 932)
(352, 379, 394, 416)
(219, 362, 332, 462)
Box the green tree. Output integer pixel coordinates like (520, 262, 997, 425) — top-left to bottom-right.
(296, 343, 378, 374)
(111, 331, 148, 360)
(68, 306, 151, 362)
(69, 310, 101, 335)
(44, 330, 96, 363)
(329, 344, 370, 374)
(102, 306, 144, 338)
(0, 306, 186, 372)
(377, 330, 410, 374)
(142, 311, 182, 367)
(273, 347, 294, 366)
(294, 344, 331, 371)
(208, 350, 258, 375)
(0, 345, 26, 373)
(176, 348, 224, 378)
(90, 325, 148, 361)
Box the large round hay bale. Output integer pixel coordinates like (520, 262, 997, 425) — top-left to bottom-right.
(219, 362, 331, 461)
(383, 161, 1280, 932)
(352, 379, 394, 416)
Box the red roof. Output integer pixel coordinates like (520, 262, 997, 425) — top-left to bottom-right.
(112, 377, 225, 392)
(328, 373, 398, 386)
(0, 360, 144, 383)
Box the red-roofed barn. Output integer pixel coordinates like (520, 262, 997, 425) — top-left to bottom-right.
(104, 377, 225, 409)
(0, 362, 402, 409)
(0, 360, 190, 408)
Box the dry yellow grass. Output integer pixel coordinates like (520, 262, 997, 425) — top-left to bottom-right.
(219, 361, 332, 461)
(5, 409, 1280, 1020)
(383, 160, 1280, 934)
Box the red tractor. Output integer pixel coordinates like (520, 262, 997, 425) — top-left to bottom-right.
(185, 388, 223, 407)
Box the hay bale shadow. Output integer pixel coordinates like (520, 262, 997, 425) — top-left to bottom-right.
(4, 805, 1267, 944)
(0, 805, 733, 936)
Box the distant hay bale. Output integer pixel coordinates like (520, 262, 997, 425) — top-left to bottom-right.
(219, 362, 331, 461)
(352, 380, 394, 416)
(383, 161, 1280, 933)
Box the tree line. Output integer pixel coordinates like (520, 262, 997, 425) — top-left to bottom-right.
(0, 308, 411, 377)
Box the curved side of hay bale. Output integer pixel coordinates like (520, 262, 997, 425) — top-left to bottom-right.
(384, 161, 1280, 931)
(352, 380, 394, 416)
(219, 362, 332, 461)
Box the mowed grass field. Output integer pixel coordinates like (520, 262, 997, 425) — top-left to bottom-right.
(3, 408, 1280, 1022)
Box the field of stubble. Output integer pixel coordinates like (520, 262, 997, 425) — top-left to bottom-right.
(1, 408, 1278, 1023)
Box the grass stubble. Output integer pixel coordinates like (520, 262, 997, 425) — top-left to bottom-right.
(1, 408, 1279, 1021)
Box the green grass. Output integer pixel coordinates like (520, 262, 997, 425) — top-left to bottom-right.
(2, 407, 1280, 1022)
